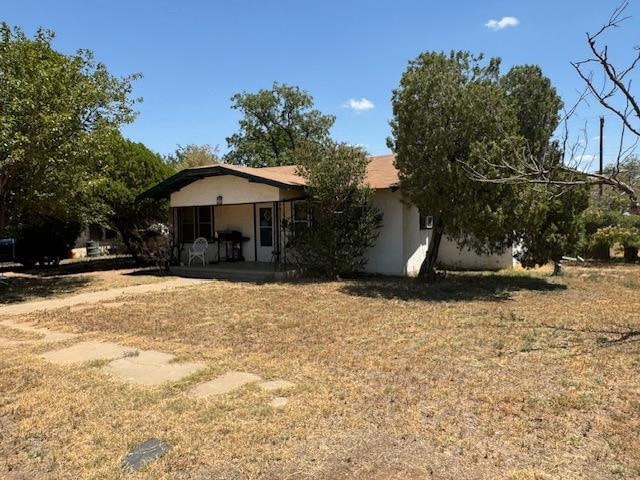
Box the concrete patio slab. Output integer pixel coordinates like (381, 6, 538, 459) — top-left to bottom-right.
(257, 380, 296, 392)
(189, 371, 262, 398)
(41, 341, 137, 365)
(105, 350, 206, 385)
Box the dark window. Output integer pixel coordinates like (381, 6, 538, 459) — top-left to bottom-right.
(292, 200, 310, 236)
(293, 201, 310, 224)
(179, 207, 195, 242)
(419, 213, 433, 230)
(89, 224, 103, 241)
(259, 208, 273, 247)
(197, 206, 213, 240)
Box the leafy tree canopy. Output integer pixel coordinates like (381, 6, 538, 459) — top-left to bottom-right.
(286, 143, 382, 277)
(98, 132, 174, 262)
(389, 52, 587, 277)
(166, 144, 219, 171)
(0, 24, 139, 234)
(224, 82, 335, 167)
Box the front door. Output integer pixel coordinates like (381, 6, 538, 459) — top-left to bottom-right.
(256, 205, 274, 262)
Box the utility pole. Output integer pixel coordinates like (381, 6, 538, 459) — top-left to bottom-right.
(599, 116, 604, 197)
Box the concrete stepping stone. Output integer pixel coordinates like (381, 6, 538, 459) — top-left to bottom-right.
(189, 371, 262, 398)
(41, 341, 137, 365)
(122, 438, 170, 472)
(0, 319, 78, 343)
(105, 350, 206, 386)
(257, 380, 296, 392)
(269, 397, 289, 409)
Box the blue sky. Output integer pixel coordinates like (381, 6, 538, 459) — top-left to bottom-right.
(4, 1, 639, 165)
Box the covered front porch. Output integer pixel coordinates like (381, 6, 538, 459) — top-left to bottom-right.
(170, 199, 304, 279)
(138, 162, 308, 279)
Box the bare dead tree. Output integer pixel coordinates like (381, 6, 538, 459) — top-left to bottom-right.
(461, 2, 640, 213)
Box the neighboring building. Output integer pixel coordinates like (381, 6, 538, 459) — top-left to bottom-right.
(141, 154, 514, 276)
(72, 224, 121, 258)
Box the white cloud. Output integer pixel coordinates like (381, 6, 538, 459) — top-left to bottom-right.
(485, 16, 520, 31)
(343, 98, 375, 112)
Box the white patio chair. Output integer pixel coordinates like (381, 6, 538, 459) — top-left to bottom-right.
(188, 237, 208, 266)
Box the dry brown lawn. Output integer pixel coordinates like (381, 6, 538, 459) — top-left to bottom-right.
(1, 264, 639, 479)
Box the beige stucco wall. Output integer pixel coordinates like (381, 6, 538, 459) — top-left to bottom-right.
(171, 175, 288, 206)
(363, 190, 404, 275)
(437, 237, 514, 271)
(364, 189, 514, 276)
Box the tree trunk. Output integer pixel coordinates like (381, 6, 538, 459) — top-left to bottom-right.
(417, 217, 444, 283)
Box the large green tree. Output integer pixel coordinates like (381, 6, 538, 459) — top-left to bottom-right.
(224, 82, 335, 167)
(99, 133, 174, 262)
(0, 24, 139, 234)
(389, 52, 525, 280)
(389, 52, 586, 279)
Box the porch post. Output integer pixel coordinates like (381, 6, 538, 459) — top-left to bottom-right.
(272, 201, 278, 266)
(253, 203, 257, 262)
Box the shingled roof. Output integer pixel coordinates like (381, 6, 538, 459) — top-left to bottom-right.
(140, 154, 399, 200)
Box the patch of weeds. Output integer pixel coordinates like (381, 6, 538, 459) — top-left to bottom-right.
(28, 446, 46, 460)
(166, 397, 192, 414)
(623, 279, 639, 289)
(610, 464, 626, 476)
(84, 359, 111, 368)
(493, 339, 505, 355)
(520, 332, 537, 352)
(123, 349, 139, 358)
(584, 272, 604, 282)
(498, 311, 524, 323)
(564, 434, 585, 448)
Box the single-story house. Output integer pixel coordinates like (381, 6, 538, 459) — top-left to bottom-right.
(141, 154, 514, 276)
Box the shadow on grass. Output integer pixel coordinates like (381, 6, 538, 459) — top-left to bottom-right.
(339, 272, 566, 302)
(0, 275, 91, 304)
(5, 256, 138, 277)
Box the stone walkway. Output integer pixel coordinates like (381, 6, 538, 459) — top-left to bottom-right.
(188, 371, 296, 406)
(0, 318, 79, 343)
(40, 341, 137, 365)
(105, 350, 206, 386)
(0, 277, 296, 407)
(0, 277, 207, 317)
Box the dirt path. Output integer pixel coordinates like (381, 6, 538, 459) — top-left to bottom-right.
(0, 277, 208, 316)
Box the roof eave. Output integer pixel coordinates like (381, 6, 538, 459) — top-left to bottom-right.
(137, 165, 304, 201)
